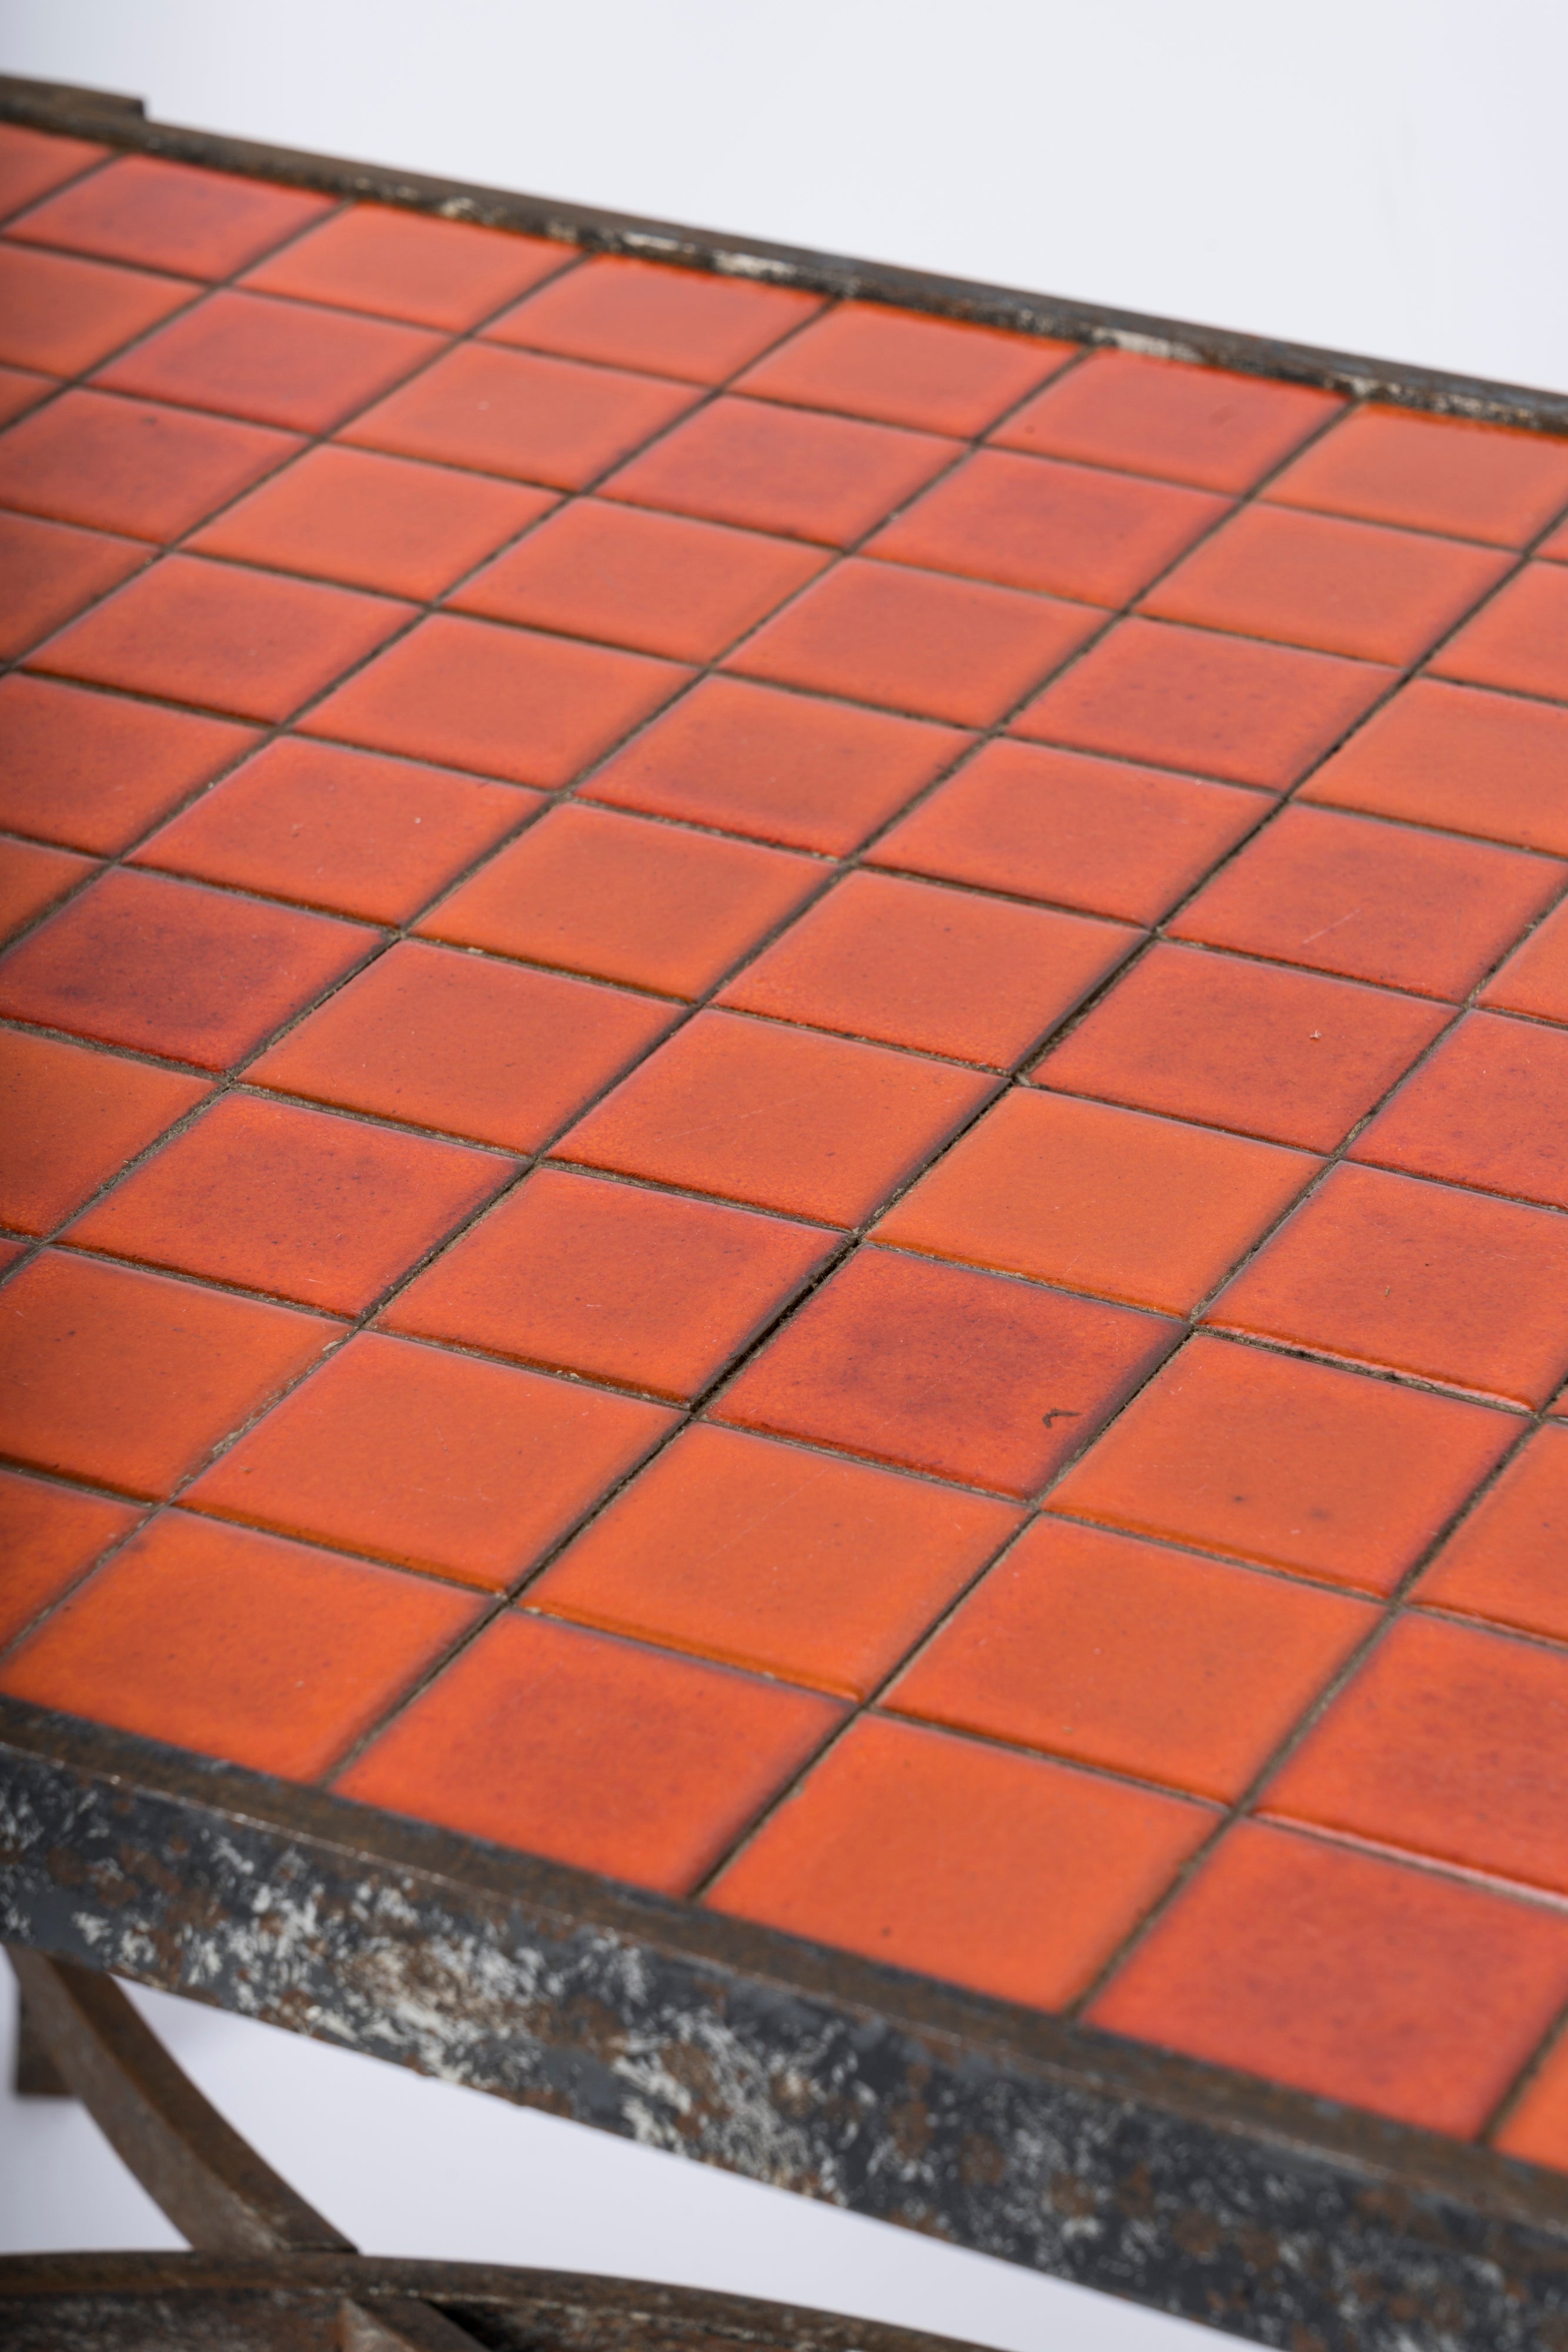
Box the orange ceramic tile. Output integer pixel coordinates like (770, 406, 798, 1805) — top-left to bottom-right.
(1302, 679, 1568, 858)
(869, 738, 1266, 926)
(29, 554, 413, 723)
(717, 869, 1136, 1067)
(866, 447, 1229, 604)
(1496, 2033, 1568, 2171)
(1012, 616, 1393, 791)
(1353, 1012, 1568, 1211)
(186, 1331, 673, 1589)
(1266, 403, 1568, 547)
(0, 245, 196, 376)
(299, 613, 687, 789)
(488, 255, 820, 382)
(0, 365, 54, 425)
(580, 676, 967, 854)
(0, 868, 375, 1068)
(1418, 1426, 1568, 1646)
(0, 1027, 208, 1235)
(131, 737, 532, 924)
(0, 675, 259, 854)
(0, 838, 97, 940)
(1481, 896, 1568, 1026)
(708, 1713, 1211, 2011)
(1430, 563, 1568, 704)
(726, 557, 1100, 727)
(0, 125, 108, 220)
(0, 1466, 140, 1649)
(533, 1422, 1020, 1698)
(1033, 942, 1447, 1151)
(875, 1088, 1315, 1316)
(1086, 1820, 1568, 2137)
(337, 1611, 841, 1893)
(553, 1010, 992, 1226)
(9, 153, 332, 278)
(0, 509, 146, 657)
(0, 1248, 337, 1496)
(417, 803, 823, 1000)
(600, 395, 957, 546)
(248, 941, 676, 1152)
(1542, 515, 1568, 564)
(0, 1509, 478, 1779)
(93, 289, 440, 434)
(66, 1091, 507, 1315)
(242, 203, 569, 329)
(449, 499, 829, 663)
(891, 1517, 1375, 1802)
(383, 1165, 833, 1399)
(188, 446, 556, 601)
(0, 388, 300, 540)
(1168, 806, 1563, 1000)
(991, 350, 1342, 493)
(1049, 1332, 1515, 1593)
(734, 303, 1072, 435)
(340, 340, 699, 487)
(714, 1244, 1174, 1498)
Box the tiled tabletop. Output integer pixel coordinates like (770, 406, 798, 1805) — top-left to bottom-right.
(5, 119, 1568, 2198)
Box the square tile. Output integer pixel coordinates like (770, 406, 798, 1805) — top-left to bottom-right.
(486, 254, 821, 381)
(0, 1466, 140, 1651)
(0, 365, 55, 425)
(1048, 1331, 1516, 1592)
(1419, 1427, 1568, 1653)
(8, 153, 332, 278)
(1496, 2031, 1568, 2171)
(248, 940, 676, 1152)
(0, 676, 259, 855)
(337, 1611, 841, 1893)
(1265, 403, 1568, 547)
(0, 1027, 209, 1236)
(93, 289, 441, 434)
(991, 350, 1342, 492)
(1302, 679, 1568, 857)
(382, 1165, 834, 1399)
(1032, 942, 1447, 1151)
(186, 1329, 674, 1589)
(1430, 563, 1568, 704)
(713, 1244, 1175, 1496)
(0, 245, 196, 376)
(1352, 1011, 1568, 1211)
(890, 1516, 1375, 1802)
(716, 869, 1137, 1067)
(0, 126, 108, 220)
(708, 1713, 1212, 2011)
(1205, 1162, 1568, 1408)
(0, 510, 148, 658)
(0, 838, 99, 942)
(0, 388, 301, 540)
(733, 302, 1073, 435)
(874, 1088, 1316, 1315)
(553, 1009, 993, 1225)
(241, 202, 570, 329)
(533, 1421, 1021, 1697)
(580, 675, 967, 854)
(1481, 896, 1568, 1025)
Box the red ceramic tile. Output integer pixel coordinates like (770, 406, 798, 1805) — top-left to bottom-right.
(581, 676, 967, 854)
(248, 941, 675, 1152)
(186, 1330, 673, 1590)
(188, 446, 556, 601)
(875, 1088, 1316, 1316)
(865, 449, 1229, 605)
(534, 1422, 1020, 1697)
(299, 613, 687, 788)
(242, 203, 569, 330)
(0, 676, 259, 855)
(1482, 896, 1568, 1026)
(0, 1249, 337, 1496)
(1208, 1162, 1568, 1406)
(0, 1027, 209, 1235)
(1542, 515, 1568, 564)
(0, 365, 55, 425)
(450, 499, 829, 663)
(1496, 2034, 1568, 2171)
(718, 870, 1136, 1067)
(1266, 404, 1568, 548)
(727, 557, 1100, 727)
(1033, 943, 1446, 1151)
(0, 389, 300, 540)
(554, 1010, 992, 1226)
(992, 351, 1342, 493)
(715, 1245, 1175, 1497)
(1012, 616, 1393, 791)
(0, 1509, 478, 1779)
(0, 838, 97, 943)
(9, 153, 332, 278)
(0, 509, 146, 657)
(869, 738, 1266, 925)
(417, 803, 823, 1000)
(891, 1517, 1374, 1802)
(1168, 806, 1563, 999)
(735, 303, 1072, 435)
(29, 554, 413, 723)
(384, 1165, 833, 1399)
(1418, 1427, 1568, 1647)
(340, 340, 699, 487)
(93, 290, 441, 434)
(1353, 1012, 1568, 1211)
(0, 245, 196, 376)
(0, 126, 108, 220)
(0, 1467, 140, 1650)
(0, 1237, 25, 1277)
(1087, 1820, 1568, 2137)
(0, 868, 375, 1068)
(708, 1713, 1211, 2010)
(338, 1611, 840, 1893)
(67, 1092, 507, 1315)
(601, 396, 957, 546)
(488, 255, 820, 382)
(1430, 563, 1568, 704)
(1049, 1332, 1516, 1593)
(1302, 680, 1568, 858)
(131, 737, 533, 924)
